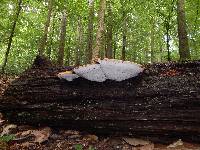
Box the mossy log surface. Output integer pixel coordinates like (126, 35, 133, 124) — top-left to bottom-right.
(1, 57, 200, 143)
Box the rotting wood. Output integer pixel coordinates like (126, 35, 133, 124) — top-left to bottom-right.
(1, 56, 200, 143)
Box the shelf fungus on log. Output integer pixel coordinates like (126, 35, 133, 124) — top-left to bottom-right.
(58, 59, 144, 82)
(1, 56, 200, 143)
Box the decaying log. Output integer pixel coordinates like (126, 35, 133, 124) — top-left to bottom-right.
(1, 56, 200, 143)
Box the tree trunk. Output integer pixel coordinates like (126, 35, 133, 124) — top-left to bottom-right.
(85, 0, 95, 64)
(47, 12, 56, 59)
(1, 58, 200, 143)
(166, 22, 171, 61)
(57, 10, 67, 66)
(92, 0, 106, 61)
(113, 35, 117, 59)
(75, 17, 83, 66)
(121, 11, 127, 61)
(1, 0, 22, 73)
(159, 39, 163, 62)
(150, 17, 155, 63)
(105, 2, 113, 59)
(177, 0, 190, 61)
(38, 0, 53, 56)
(65, 37, 71, 66)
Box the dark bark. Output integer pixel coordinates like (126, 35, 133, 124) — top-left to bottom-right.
(1, 57, 200, 143)
(1, 0, 22, 73)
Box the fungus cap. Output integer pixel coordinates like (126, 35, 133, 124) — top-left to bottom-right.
(73, 64, 107, 82)
(99, 59, 144, 81)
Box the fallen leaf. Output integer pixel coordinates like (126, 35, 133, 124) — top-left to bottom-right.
(32, 127, 51, 144)
(1, 124, 17, 136)
(20, 141, 35, 148)
(0, 140, 9, 150)
(14, 127, 51, 144)
(123, 137, 150, 146)
(140, 144, 154, 150)
(85, 134, 98, 142)
(167, 139, 183, 148)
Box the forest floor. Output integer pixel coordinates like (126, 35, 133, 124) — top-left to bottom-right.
(1, 76, 200, 150)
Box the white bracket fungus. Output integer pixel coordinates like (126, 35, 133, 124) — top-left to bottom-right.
(58, 59, 144, 82)
(99, 59, 144, 81)
(73, 64, 107, 82)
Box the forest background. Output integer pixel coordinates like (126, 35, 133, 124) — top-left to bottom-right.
(0, 0, 199, 74)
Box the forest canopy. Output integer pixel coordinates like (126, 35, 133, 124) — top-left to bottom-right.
(0, 0, 199, 74)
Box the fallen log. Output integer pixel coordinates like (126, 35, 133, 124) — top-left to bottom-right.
(1, 56, 200, 143)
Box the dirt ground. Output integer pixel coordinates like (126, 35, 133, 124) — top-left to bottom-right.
(1, 76, 200, 150)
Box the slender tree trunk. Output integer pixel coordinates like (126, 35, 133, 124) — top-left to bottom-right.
(38, 0, 53, 56)
(150, 17, 155, 63)
(75, 17, 83, 66)
(100, 36, 106, 59)
(159, 39, 163, 62)
(1, 0, 22, 73)
(113, 35, 117, 59)
(47, 12, 56, 59)
(65, 37, 71, 66)
(121, 11, 127, 61)
(177, 0, 190, 61)
(57, 10, 67, 66)
(166, 22, 171, 61)
(92, 0, 106, 62)
(85, 0, 95, 64)
(105, 2, 113, 59)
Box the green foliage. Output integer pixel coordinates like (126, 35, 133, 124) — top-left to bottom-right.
(74, 144, 83, 150)
(0, 0, 199, 74)
(74, 144, 95, 150)
(0, 134, 15, 142)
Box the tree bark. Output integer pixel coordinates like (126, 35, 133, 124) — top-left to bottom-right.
(113, 35, 117, 59)
(75, 16, 83, 66)
(1, 0, 22, 73)
(38, 0, 53, 56)
(47, 11, 56, 59)
(166, 22, 171, 62)
(150, 17, 155, 63)
(85, 0, 95, 64)
(57, 10, 67, 66)
(105, 2, 113, 59)
(92, 0, 106, 61)
(65, 37, 71, 66)
(177, 0, 190, 61)
(1, 57, 200, 143)
(121, 11, 127, 61)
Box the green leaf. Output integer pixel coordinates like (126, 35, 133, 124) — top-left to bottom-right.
(0, 134, 15, 142)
